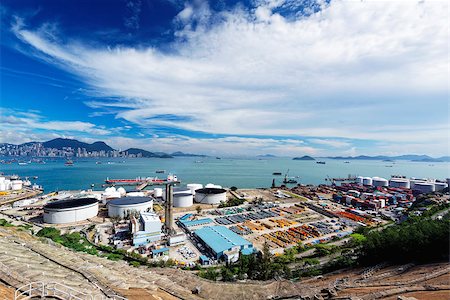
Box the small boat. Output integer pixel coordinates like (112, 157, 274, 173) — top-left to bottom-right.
(216, 157, 221, 159)
(283, 177, 297, 184)
(18, 162, 28, 165)
(344, 161, 350, 164)
(316, 161, 326, 164)
(155, 170, 166, 174)
(272, 172, 282, 175)
(96, 161, 102, 164)
(65, 160, 74, 166)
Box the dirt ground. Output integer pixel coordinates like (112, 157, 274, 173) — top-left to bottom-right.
(0, 283, 14, 300)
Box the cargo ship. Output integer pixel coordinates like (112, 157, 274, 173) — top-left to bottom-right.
(105, 174, 178, 184)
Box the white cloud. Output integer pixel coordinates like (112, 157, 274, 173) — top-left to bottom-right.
(0, 109, 111, 137)
(9, 0, 449, 155)
(308, 138, 350, 148)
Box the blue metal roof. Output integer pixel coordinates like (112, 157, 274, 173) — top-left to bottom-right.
(199, 255, 209, 262)
(241, 248, 254, 255)
(195, 226, 252, 255)
(179, 218, 213, 227)
(152, 247, 169, 254)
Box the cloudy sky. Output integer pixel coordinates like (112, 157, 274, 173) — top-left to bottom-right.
(0, 0, 448, 156)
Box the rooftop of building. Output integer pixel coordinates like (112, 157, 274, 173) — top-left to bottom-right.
(195, 225, 252, 255)
(179, 218, 213, 227)
(140, 212, 160, 223)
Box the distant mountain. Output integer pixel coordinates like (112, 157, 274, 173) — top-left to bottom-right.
(293, 155, 315, 161)
(122, 148, 173, 158)
(43, 138, 113, 152)
(257, 154, 277, 158)
(171, 151, 207, 157)
(328, 154, 449, 162)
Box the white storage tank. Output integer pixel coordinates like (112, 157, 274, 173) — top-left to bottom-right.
(163, 187, 192, 200)
(43, 198, 99, 224)
(186, 183, 203, 195)
(11, 180, 23, 191)
(413, 182, 435, 193)
(356, 176, 364, 185)
(173, 193, 194, 207)
(372, 177, 388, 187)
(117, 187, 126, 196)
(0, 182, 5, 191)
(205, 183, 222, 189)
(434, 182, 447, 192)
(194, 188, 227, 204)
(153, 188, 163, 198)
(108, 197, 154, 218)
(362, 177, 373, 186)
(389, 178, 410, 189)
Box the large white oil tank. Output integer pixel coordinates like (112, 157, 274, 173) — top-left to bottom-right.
(117, 187, 126, 196)
(0, 177, 5, 183)
(0, 182, 5, 191)
(389, 178, 410, 189)
(186, 183, 203, 195)
(434, 182, 447, 192)
(163, 187, 192, 200)
(362, 177, 373, 186)
(372, 177, 388, 187)
(409, 179, 423, 189)
(4, 179, 11, 190)
(205, 183, 222, 189)
(194, 188, 227, 204)
(413, 182, 435, 193)
(153, 188, 163, 198)
(356, 176, 364, 185)
(127, 192, 145, 197)
(173, 193, 194, 207)
(11, 180, 23, 191)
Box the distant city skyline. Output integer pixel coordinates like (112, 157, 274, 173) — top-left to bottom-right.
(0, 0, 448, 156)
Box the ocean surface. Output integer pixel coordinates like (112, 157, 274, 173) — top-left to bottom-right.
(1, 157, 449, 192)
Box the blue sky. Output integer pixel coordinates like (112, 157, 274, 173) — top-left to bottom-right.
(0, 0, 448, 156)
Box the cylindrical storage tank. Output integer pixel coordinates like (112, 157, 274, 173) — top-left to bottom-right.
(108, 197, 154, 218)
(434, 182, 447, 192)
(153, 188, 163, 198)
(409, 179, 422, 189)
(173, 193, 193, 207)
(43, 198, 99, 224)
(4, 179, 11, 190)
(205, 183, 222, 189)
(372, 177, 388, 187)
(362, 177, 373, 186)
(0, 182, 5, 191)
(126, 192, 145, 197)
(413, 182, 435, 193)
(11, 180, 23, 191)
(194, 188, 227, 204)
(186, 183, 203, 195)
(0, 176, 5, 183)
(163, 187, 191, 200)
(389, 179, 410, 189)
(356, 176, 364, 185)
(117, 187, 126, 196)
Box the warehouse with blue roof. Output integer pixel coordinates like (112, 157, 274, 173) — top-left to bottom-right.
(194, 225, 254, 263)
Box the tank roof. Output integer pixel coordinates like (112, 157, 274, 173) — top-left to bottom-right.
(45, 198, 98, 209)
(196, 188, 226, 194)
(108, 196, 153, 206)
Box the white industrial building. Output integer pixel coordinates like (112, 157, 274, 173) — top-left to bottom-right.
(131, 212, 162, 246)
(43, 198, 99, 224)
(194, 188, 227, 204)
(0, 177, 23, 191)
(362, 177, 373, 186)
(108, 196, 154, 218)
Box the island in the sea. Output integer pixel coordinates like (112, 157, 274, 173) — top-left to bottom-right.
(292, 155, 315, 161)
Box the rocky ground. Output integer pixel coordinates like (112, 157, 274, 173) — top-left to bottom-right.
(0, 227, 448, 300)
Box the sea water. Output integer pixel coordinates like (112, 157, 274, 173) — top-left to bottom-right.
(1, 157, 449, 192)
